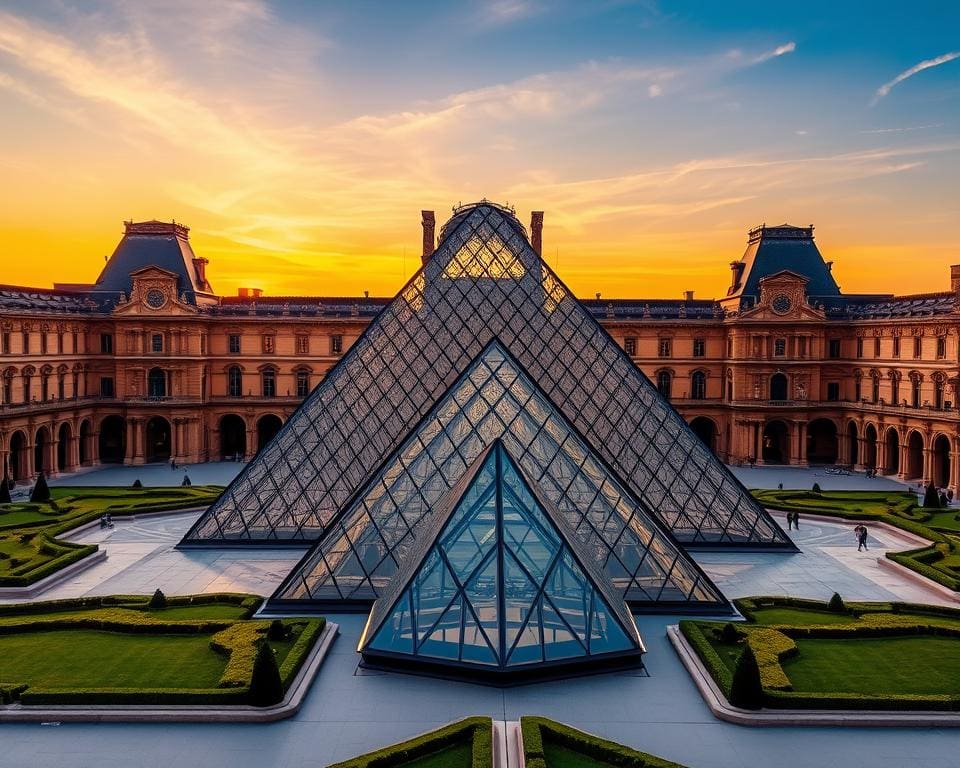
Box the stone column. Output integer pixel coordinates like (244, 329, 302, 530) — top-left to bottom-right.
(922, 446, 934, 486)
(133, 418, 145, 466)
(124, 419, 137, 465)
(245, 426, 257, 461)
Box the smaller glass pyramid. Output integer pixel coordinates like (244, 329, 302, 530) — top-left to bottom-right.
(359, 441, 644, 680)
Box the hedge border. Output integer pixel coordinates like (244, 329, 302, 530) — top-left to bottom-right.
(520, 716, 686, 768)
(326, 716, 492, 768)
(684, 596, 960, 712)
(0, 486, 222, 587)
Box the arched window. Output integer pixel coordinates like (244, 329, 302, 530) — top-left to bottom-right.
(691, 371, 707, 400)
(769, 372, 788, 401)
(656, 370, 672, 401)
(854, 371, 862, 402)
(227, 366, 243, 397)
(147, 367, 166, 398)
(871, 371, 880, 404)
(933, 373, 946, 409)
(889, 372, 900, 406)
(725, 371, 733, 402)
(910, 374, 922, 407)
(296, 370, 309, 398)
(22, 370, 33, 403)
(262, 368, 276, 398)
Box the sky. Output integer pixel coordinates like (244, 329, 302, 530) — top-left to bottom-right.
(0, 0, 958, 299)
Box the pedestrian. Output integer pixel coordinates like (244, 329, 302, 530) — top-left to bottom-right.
(170, 458, 176, 471)
(778, 482, 783, 491)
(855, 524, 869, 551)
(792, 510, 800, 530)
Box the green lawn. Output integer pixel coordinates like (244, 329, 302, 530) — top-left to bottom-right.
(397, 743, 472, 768)
(0, 594, 325, 706)
(0, 630, 226, 689)
(747, 607, 858, 626)
(782, 636, 960, 696)
(542, 743, 615, 768)
(0, 486, 222, 586)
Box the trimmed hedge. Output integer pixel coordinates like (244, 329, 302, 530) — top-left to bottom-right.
(327, 716, 492, 768)
(685, 596, 960, 712)
(521, 716, 685, 768)
(0, 594, 325, 708)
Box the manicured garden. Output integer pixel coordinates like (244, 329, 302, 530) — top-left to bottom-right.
(0, 593, 324, 707)
(0, 485, 222, 586)
(752, 488, 960, 590)
(326, 716, 685, 768)
(680, 595, 960, 711)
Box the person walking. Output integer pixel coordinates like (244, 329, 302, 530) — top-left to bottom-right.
(855, 524, 869, 551)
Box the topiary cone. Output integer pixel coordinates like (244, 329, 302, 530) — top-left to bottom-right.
(249, 641, 284, 707)
(0, 474, 10, 505)
(30, 472, 50, 503)
(729, 643, 764, 710)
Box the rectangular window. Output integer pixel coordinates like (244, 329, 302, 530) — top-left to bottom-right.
(40, 333, 48, 355)
(937, 336, 946, 359)
(828, 339, 841, 359)
(727, 337, 733, 357)
(100, 377, 114, 398)
(100, 333, 113, 354)
(774, 338, 786, 357)
(22, 331, 30, 354)
(874, 336, 881, 357)
(623, 337, 636, 356)
(151, 334, 163, 353)
(856, 337, 863, 358)
(1, 332, 9, 354)
(657, 338, 671, 358)
(693, 338, 705, 357)
(826, 382, 840, 401)
(296, 335, 310, 355)
(331, 334, 343, 355)
(72, 331, 78, 353)
(262, 334, 275, 354)
(914, 336, 922, 358)
(57, 333, 64, 354)
(892, 336, 900, 358)
(296, 371, 309, 397)
(228, 334, 241, 354)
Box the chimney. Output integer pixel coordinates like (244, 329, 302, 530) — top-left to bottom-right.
(530, 211, 544, 255)
(192, 257, 209, 288)
(421, 210, 436, 264)
(684, 290, 694, 301)
(951, 265, 960, 293)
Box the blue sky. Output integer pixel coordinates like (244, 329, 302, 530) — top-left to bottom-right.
(0, 0, 957, 297)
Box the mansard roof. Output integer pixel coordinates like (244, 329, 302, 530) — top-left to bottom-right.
(0, 284, 98, 314)
(90, 220, 214, 308)
(728, 223, 840, 305)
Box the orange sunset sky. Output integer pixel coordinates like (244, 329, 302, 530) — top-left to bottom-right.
(1, 2, 958, 300)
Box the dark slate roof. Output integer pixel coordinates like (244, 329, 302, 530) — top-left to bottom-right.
(842, 291, 956, 319)
(211, 296, 390, 318)
(90, 221, 214, 308)
(581, 298, 722, 321)
(728, 224, 840, 304)
(0, 284, 98, 314)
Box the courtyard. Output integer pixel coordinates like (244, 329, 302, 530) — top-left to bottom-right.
(0, 463, 954, 767)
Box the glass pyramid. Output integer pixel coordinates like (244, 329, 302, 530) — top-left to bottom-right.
(359, 441, 644, 679)
(270, 341, 727, 610)
(182, 202, 789, 548)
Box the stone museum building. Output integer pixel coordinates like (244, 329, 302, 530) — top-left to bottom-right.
(1, 205, 959, 493)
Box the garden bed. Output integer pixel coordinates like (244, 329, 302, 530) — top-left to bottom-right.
(0, 593, 324, 707)
(521, 717, 685, 767)
(680, 596, 960, 712)
(0, 486, 222, 586)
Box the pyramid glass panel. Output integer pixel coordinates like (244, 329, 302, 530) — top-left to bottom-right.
(182, 202, 788, 549)
(361, 442, 644, 679)
(271, 341, 728, 610)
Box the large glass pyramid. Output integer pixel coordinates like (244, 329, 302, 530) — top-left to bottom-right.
(182, 201, 789, 547)
(270, 341, 727, 610)
(359, 441, 645, 680)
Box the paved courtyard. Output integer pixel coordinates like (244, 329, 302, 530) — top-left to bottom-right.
(4, 464, 959, 768)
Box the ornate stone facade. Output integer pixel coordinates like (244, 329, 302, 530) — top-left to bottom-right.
(1, 215, 959, 493)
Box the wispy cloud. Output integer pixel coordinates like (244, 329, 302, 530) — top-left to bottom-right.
(872, 51, 960, 105)
(478, 0, 542, 27)
(860, 123, 944, 134)
(751, 41, 796, 65)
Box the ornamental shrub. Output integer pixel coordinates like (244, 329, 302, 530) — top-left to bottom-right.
(132, 479, 143, 488)
(719, 622, 741, 644)
(923, 482, 941, 508)
(267, 618, 287, 641)
(828, 592, 846, 613)
(248, 641, 283, 707)
(30, 472, 50, 503)
(729, 643, 763, 710)
(148, 588, 167, 609)
(0, 474, 10, 504)
(812, 482, 822, 494)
